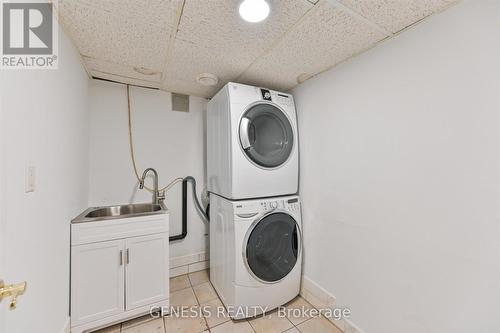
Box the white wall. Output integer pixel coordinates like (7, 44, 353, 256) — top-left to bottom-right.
(292, 1, 500, 333)
(88, 80, 208, 259)
(0, 27, 89, 333)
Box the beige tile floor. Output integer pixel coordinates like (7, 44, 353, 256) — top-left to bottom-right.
(93, 270, 342, 333)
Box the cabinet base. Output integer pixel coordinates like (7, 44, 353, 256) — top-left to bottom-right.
(70, 299, 169, 333)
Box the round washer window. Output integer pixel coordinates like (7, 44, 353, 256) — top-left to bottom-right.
(246, 212, 299, 282)
(239, 103, 294, 168)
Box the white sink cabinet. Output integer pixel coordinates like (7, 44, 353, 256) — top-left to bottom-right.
(70, 212, 169, 333)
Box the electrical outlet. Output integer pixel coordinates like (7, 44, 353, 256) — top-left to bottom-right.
(25, 165, 36, 193)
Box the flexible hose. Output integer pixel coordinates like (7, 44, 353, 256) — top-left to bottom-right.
(127, 85, 209, 223)
(127, 84, 183, 193)
(185, 176, 209, 223)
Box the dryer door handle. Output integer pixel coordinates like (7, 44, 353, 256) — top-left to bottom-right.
(239, 117, 252, 149)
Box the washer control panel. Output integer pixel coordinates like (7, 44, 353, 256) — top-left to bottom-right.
(286, 198, 300, 212)
(260, 197, 300, 212)
(234, 196, 300, 218)
(261, 200, 284, 211)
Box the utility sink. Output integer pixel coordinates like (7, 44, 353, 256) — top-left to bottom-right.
(72, 203, 166, 223)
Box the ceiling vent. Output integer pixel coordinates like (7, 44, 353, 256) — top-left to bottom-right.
(171, 93, 189, 112)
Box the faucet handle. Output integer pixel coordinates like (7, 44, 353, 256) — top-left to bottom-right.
(139, 179, 145, 189)
(158, 190, 165, 202)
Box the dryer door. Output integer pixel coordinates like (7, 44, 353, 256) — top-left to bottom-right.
(239, 103, 294, 169)
(245, 212, 300, 283)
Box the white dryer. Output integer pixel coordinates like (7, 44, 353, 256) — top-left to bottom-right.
(209, 194, 302, 319)
(207, 82, 299, 199)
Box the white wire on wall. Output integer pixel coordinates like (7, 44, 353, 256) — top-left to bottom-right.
(126, 84, 183, 194)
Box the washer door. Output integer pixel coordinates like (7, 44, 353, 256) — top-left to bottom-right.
(245, 212, 299, 283)
(239, 103, 294, 168)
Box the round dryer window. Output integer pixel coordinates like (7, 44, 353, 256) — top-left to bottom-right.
(245, 212, 300, 283)
(239, 103, 294, 168)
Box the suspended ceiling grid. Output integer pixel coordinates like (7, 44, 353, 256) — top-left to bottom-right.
(58, 0, 457, 98)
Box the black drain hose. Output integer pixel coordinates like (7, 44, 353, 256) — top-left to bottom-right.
(184, 176, 209, 223)
(169, 177, 209, 242)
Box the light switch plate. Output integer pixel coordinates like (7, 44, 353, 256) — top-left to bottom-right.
(25, 165, 36, 193)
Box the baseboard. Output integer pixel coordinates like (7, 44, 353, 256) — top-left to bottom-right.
(170, 251, 209, 277)
(61, 317, 70, 333)
(300, 275, 365, 333)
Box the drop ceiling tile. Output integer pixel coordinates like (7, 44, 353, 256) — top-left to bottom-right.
(238, 1, 388, 91)
(58, 0, 181, 70)
(162, 0, 314, 97)
(174, 0, 313, 54)
(337, 0, 457, 33)
(84, 57, 162, 83)
(162, 39, 240, 96)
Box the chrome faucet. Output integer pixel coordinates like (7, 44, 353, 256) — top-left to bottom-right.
(139, 168, 165, 205)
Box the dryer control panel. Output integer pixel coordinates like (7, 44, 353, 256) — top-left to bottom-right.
(259, 87, 294, 107)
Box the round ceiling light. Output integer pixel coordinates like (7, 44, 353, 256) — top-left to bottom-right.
(239, 0, 270, 23)
(196, 73, 219, 86)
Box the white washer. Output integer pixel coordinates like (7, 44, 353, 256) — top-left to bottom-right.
(207, 82, 299, 200)
(209, 194, 302, 319)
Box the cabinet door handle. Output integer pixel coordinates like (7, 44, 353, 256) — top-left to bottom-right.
(126, 249, 130, 264)
(119, 250, 123, 266)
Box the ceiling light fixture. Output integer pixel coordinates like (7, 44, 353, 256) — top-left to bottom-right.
(239, 0, 270, 23)
(196, 73, 219, 86)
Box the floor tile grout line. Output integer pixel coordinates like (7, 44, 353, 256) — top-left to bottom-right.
(191, 285, 202, 305)
(246, 319, 257, 333)
(187, 271, 195, 287)
(196, 291, 211, 333)
(189, 280, 210, 332)
(247, 318, 257, 332)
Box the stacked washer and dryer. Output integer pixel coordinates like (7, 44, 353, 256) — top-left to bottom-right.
(207, 82, 302, 319)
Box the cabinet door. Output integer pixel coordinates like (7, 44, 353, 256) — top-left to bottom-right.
(125, 233, 169, 310)
(71, 239, 125, 326)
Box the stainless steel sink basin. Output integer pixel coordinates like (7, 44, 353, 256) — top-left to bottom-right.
(72, 203, 167, 223)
